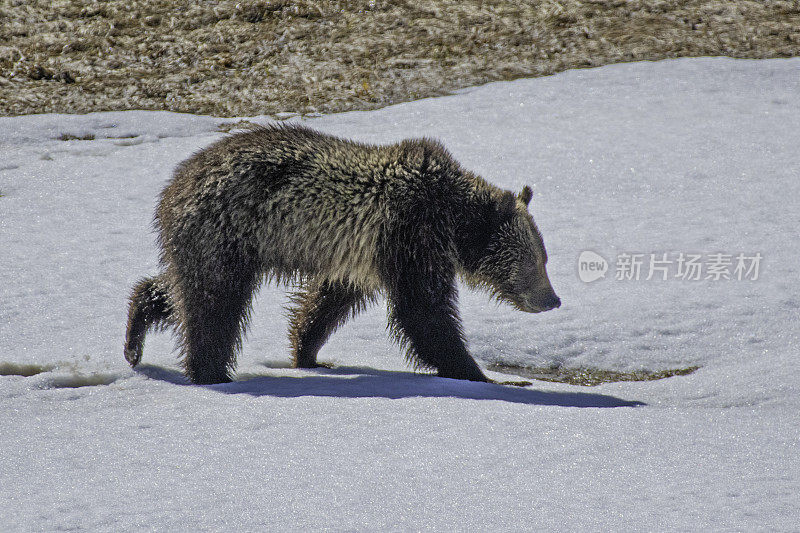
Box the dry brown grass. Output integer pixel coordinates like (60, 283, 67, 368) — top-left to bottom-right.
(1, 1, 799, 117)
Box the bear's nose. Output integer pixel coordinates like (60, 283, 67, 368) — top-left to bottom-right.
(543, 293, 561, 310)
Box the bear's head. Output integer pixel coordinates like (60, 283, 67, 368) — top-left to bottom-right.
(463, 185, 560, 313)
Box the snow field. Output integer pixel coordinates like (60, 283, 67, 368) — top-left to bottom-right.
(1, 57, 799, 531)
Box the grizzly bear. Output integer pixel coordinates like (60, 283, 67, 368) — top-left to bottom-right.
(124, 124, 560, 384)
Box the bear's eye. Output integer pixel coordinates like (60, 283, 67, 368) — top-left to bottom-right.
(519, 257, 537, 280)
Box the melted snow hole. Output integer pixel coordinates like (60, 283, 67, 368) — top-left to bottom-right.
(42, 373, 118, 389)
(0, 362, 55, 377)
(0, 362, 118, 388)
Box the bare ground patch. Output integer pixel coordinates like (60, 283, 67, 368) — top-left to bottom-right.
(1, 1, 799, 117)
(489, 362, 700, 386)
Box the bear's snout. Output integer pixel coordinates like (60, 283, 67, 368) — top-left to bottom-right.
(521, 286, 561, 313)
(541, 292, 561, 311)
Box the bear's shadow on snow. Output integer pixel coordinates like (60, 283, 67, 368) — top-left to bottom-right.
(134, 364, 644, 408)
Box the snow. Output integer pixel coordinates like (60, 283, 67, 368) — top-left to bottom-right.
(1, 57, 799, 531)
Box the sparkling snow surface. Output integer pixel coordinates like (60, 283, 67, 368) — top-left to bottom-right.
(1, 58, 799, 531)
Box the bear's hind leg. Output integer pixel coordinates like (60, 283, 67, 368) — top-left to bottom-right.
(125, 273, 175, 367)
(289, 280, 371, 368)
(175, 261, 260, 384)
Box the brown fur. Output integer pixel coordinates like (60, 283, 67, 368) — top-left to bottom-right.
(125, 124, 559, 384)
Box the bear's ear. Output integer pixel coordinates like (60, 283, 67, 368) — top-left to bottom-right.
(518, 185, 533, 207)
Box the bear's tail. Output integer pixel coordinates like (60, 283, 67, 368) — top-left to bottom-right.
(124, 274, 174, 367)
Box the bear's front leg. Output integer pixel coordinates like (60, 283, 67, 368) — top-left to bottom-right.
(384, 267, 488, 383)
